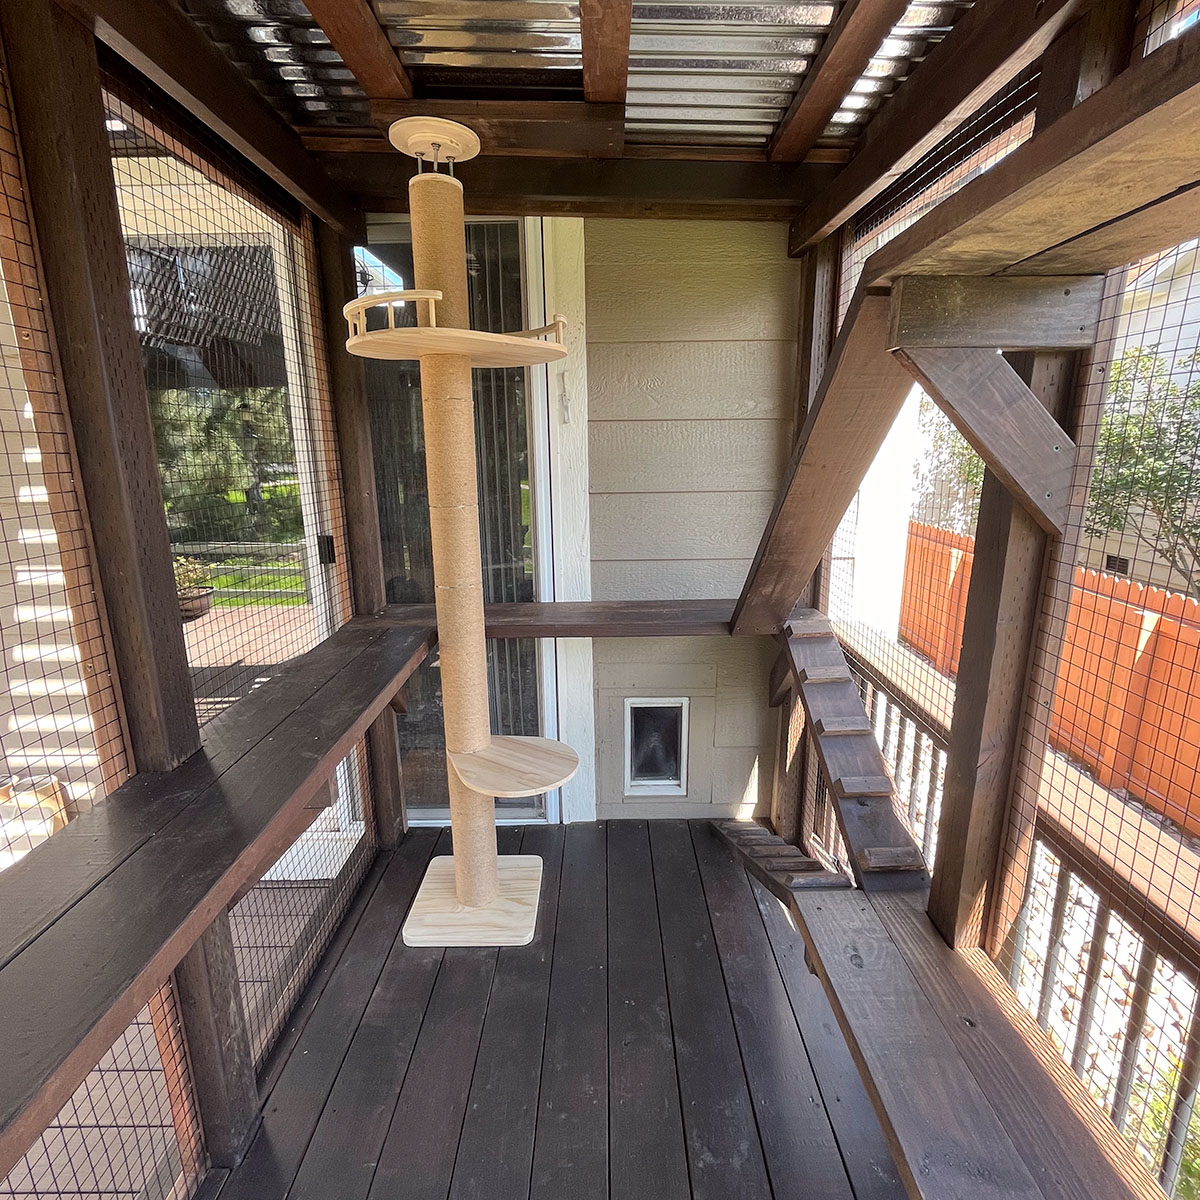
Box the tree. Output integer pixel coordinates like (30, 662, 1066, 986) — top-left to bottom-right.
(912, 394, 984, 535)
(1086, 346, 1200, 597)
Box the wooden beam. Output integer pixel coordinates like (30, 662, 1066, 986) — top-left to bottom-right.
(320, 152, 841, 220)
(768, 0, 909, 163)
(894, 346, 1076, 535)
(368, 100, 624, 159)
(580, 0, 633, 103)
(315, 220, 408, 848)
(929, 4, 1136, 952)
(888, 274, 1104, 351)
(55, 0, 361, 237)
(380, 599, 737, 639)
(1, 0, 199, 771)
(732, 287, 914, 635)
(788, 0, 1087, 255)
(173, 917, 259, 1167)
(304, 0, 412, 100)
(864, 22, 1200, 282)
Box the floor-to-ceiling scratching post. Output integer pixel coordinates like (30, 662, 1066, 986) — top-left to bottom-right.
(343, 117, 577, 947)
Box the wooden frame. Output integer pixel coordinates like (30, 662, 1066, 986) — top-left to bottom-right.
(580, 0, 633, 104)
(303, 0, 412, 101)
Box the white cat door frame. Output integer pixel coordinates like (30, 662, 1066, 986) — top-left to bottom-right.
(623, 697, 689, 797)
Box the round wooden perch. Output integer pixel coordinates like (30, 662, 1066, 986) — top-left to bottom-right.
(448, 735, 580, 798)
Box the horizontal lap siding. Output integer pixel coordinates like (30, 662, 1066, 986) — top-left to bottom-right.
(585, 219, 797, 819)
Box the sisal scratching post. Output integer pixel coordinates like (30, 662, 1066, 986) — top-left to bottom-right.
(341, 117, 579, 947)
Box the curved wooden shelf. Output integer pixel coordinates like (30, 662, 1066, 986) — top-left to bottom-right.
(448, 735, 579, 798)
(346, 326, 569, 367)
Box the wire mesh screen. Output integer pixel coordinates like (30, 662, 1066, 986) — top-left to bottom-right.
(838, 66, 1039, 320)
(355, 224, 543, 821)
(1140, 0, 1200, 54)
(102, 70, 353, 726)
(0, 46, 129, 872)
(0, 984, 205, 1200)
(987, 236, 1200, 1193)
(232, 745, 376, 1067)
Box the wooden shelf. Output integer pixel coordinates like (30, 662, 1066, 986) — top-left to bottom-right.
(448, 735, 579, 798)
(345, 325, 568, 367)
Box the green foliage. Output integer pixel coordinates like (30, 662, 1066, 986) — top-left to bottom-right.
(172, 556, 210, 591)
(913, 395, 984, 535)
(1086, 347, 1200, 596)
(151, 386, 304, 544)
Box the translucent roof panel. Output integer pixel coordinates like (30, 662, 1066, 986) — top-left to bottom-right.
(625, 3, 833, 146)
(182, 0, 371, 128)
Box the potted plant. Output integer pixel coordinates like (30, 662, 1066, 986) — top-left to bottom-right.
(174, 556, 215, 622)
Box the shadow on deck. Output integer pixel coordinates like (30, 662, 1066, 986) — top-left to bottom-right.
(214, 820, 904, 1200)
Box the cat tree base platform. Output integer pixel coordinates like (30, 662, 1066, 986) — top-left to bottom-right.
(401, 854, 543, 947)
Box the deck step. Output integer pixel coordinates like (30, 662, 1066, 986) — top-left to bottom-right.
(710, 820, 850, 904)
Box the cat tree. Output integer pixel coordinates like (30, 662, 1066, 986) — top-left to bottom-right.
(343, 117, 577, 947)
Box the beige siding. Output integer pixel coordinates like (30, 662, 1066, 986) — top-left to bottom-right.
(584, 219, 798, 818)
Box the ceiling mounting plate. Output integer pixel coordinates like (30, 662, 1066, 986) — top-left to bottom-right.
(388, 116, 481, 163)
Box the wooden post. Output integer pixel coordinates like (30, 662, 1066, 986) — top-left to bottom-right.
(0, 0, 261, 1160)
(0, 0, 198, 772)
(172, 918, 259, 1166)
(314, 220, 407, 847)
(927, 0, 1138, 948)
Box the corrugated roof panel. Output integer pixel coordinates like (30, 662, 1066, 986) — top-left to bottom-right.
(182, 0, 370, 126)
(624, 1, 830, 145)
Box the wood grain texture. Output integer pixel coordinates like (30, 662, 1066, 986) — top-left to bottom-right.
(790, 889, 1044, 1200)
(693, 826, 856, 1198)
(589, 420, 790, 493)
(592, 558, 752, 601)
(649, 821, 773, 1199)
(369, 100, 624, 158)
(580, 0, 632, 102)
(588, 341, 797, 421)
(304, 0, 412, 99)
(448, 736, 580, 798)
(591, 492, 777, 561)
(896, 346, 1075, 534)
(607, 821, 689, 1200)
(768, 0, 910, 162)
(0, 623, 434, 1179)
(733, 286, 915, 633)
(788, 0, 1087, 254)
(888, 274, 1104, 350)
(865, 23, 1200, 282)
(380, 598, 737, 637)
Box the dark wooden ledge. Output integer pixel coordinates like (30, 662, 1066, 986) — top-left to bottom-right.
(0, 618, 434, 1179)
(380, 599, 740, 638)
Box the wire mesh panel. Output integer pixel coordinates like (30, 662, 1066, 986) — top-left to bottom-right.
(231, 745, 376, 1067)
(987, 234, 1200, 1193)
(102, 69, 353, 725)
(1140, 0, 1200, 54)
(0, 984, 205, 1200)
(0, 47, 129, 871)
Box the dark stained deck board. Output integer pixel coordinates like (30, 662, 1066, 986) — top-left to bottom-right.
(219, 821, 902, 1200)
(217, 829, 440, 1200)
(607, 820, 689, 1200)
(449, 824, 566, 1200)
(529, 822, 609, 1200)
(649, 820, 773, 1200)
(750, 875, 908, 1200)
(690, 823, 857, 1200)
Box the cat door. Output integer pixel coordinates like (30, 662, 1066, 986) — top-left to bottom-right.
(624, 698, 689, 796)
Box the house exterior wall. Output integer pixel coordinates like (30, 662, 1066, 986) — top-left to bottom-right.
(583, 219, 799, 819)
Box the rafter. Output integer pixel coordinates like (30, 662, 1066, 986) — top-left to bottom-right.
(787, 0, 1086, 255)
(581, 0, 633, 104)
(768, 0, 909, 163)
(305, 0, 413, 101)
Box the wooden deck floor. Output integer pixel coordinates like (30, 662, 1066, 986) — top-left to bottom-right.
(215, 821, 905, 1200)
